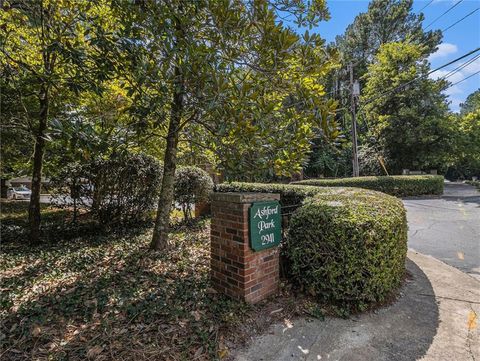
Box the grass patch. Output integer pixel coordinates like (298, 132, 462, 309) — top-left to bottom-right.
(0, 202, 306, 360)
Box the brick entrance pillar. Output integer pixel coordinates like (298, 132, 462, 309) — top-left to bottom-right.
(210, 192, 281, 303)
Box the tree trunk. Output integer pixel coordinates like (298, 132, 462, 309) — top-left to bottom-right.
(28, 89, 48, 244)
(150, 65, 184, 250)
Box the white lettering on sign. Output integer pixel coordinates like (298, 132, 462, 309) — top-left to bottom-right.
(261, 233, 275, 245)
(253, 205, 279, 221)
(258, 219, 275, 234)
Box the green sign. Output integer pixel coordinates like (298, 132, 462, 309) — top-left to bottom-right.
(249, 201, 282, 251)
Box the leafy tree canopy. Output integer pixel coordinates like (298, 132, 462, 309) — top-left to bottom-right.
(459, 89, 480, 115)
(362, 41, 451, 173)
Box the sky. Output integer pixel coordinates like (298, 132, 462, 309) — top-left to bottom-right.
(313, 0, 480, 112)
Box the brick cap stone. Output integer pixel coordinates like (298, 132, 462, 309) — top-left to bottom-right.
(211, 192, 280, 204)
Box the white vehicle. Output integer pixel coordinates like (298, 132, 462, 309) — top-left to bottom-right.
(7, 186, 32, 200)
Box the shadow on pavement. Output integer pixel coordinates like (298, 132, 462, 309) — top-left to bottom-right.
(235, 258, 439, 361)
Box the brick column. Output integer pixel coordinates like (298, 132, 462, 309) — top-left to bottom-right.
(210, 192, 281, 304)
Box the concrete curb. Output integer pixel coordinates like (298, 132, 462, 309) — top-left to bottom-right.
(407, 250, 479, 361)
(234, 251, 479, 361)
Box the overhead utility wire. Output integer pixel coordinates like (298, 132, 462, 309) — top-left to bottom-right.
(440, 53, 480, 81)
(418, 0, 434, 13)
(328, 3, 476, 107)
(449, 70, 480, 87)
(329, 7, 477, 99)
(442, 7, 479, 33)
(360, 47, 480, 106)
(425, 0, 464, 29)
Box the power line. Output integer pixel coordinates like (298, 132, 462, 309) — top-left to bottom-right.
(329, 4, 478, 107)
(425, 0, 464, 29)
(449, 70, 480, 87)
(430, 47, 480, 74)
(441, 53, 480, 81)
(332, 6, 477, 99)
(419, 0, 435, 13)
(360, 47, 480, 106)
(442, 7, 479, 33)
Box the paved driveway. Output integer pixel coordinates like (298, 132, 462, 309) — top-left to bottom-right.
(404, 182, 480, 280)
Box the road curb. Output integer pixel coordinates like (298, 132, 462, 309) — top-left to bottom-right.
(234, 251, 479, 361)
(407, 250, 479, 361)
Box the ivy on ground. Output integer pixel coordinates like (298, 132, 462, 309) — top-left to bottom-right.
(0, 202, 303, 361)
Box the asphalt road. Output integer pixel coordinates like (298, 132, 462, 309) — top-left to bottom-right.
(404, 182, 480, 280)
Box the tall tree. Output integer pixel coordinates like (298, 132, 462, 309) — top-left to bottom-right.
(362, 42, 451, 173)
(335, 0, 441, 78)
(447, 89, 480, 178)
(0, 0, 115, 243)
(115, 0, 336, 250)
(306, 0, 442, 177)
(459, 89, 480, 115)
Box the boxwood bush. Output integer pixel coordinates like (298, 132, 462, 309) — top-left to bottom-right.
(292, 175, 444, 197)
(216, 182, 408, 312)
(174, 166, 214, 220)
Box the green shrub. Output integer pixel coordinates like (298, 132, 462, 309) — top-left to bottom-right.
(292, 175, 444, 197)
(174, 166, 214, 219)
(51, 152, 163, 225)
(286, 191, 407, 312)
(216, 182, 408, 312)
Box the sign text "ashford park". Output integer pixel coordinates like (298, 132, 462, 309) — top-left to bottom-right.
(249, 201, 282, 251)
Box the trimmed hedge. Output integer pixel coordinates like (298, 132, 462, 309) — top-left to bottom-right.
(292, 175, 444, 197)
(216, 182, 408, 312)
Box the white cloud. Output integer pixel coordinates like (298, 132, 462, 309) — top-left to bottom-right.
(445, 85, 463, 96)
(462, 57, 480, 75)
(429, 55, 480, 112)
(428, 43, 458, 61)
(430, 56, 480, 84)
(431, 69, 464, 83)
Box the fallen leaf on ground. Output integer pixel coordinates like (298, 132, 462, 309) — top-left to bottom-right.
(467, 310, 477, 330)
(270, 308, 283, 315)
(284, 318, 293, 329)
(191, 310, 202, 322)
(87, 345, 103, 359)
(31, 325, 41, 337)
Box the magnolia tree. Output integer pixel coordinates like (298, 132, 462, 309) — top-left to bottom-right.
(113, 0, 339, 250)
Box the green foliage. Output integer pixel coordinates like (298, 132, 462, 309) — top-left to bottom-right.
(460, 89, 480, 116)
(286, 190, 407, 312)
(294, 175, 444, 197)
(446, 92, 480, 179)
(116, 0, 338, 180)
(335, 0, 440, 80)
(358, 143, 386, 176)
(0, 216, 229, 360)
(216, 181, 408, 312)
(309, 0, 442, 180)
(174, 167, 214, 220)
(362, 42, 451, 174)
(51, 152, 162, 225)
(304, 138, 352, 178)
(0, 0, 117, 172)
(113, 0, 339, 247)
(217, 182, 327, 211)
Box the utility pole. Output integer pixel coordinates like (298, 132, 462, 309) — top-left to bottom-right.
(349, 62, 360, 177)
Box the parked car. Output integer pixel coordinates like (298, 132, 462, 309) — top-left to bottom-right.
(7, 186, 32, 200)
